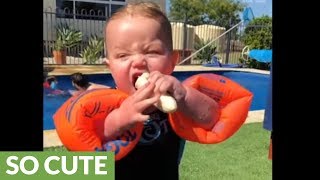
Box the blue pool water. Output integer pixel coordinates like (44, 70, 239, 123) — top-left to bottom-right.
(43, 71, 270, 130)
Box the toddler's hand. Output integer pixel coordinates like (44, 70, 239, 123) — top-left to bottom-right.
(136, 72, 186, 113)
(119, 81, 160, 124)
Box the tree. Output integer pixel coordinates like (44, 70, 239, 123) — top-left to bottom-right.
(205, 0, 244, 28)
(169, 0, 245, 27)
(243, 16, 272, 49)
(169, 0, 205, 25)
(240, 16, 272, 70)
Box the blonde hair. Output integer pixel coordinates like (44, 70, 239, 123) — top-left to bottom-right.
(105, 2, 173, 51)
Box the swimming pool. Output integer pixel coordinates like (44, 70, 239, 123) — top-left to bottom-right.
(43, 71, 270, 130)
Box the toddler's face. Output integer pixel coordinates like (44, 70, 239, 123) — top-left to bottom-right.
(106, 16, 175, 95)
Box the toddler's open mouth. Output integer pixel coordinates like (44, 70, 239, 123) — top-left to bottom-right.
(133, 76, 138, 90)
(132, 72, 144, 90)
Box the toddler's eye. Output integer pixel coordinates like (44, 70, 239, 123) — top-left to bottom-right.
(148, 51, 159, 54)
(116, 54, 130, 61)
(117, 54, 127, 58)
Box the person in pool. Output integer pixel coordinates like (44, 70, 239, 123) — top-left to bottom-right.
(69, 72, 111, 96)
(43, 76, 66, 96)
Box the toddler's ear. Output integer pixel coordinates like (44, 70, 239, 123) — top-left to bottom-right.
(105, 58, 110, 67)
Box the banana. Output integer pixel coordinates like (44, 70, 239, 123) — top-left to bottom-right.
(135, 72, 177, 113)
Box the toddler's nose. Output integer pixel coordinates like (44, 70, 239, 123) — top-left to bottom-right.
(132, 54, 147, 68)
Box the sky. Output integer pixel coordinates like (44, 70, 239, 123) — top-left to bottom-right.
(166, 0, 272, 18)
(245, 0, 272, 17)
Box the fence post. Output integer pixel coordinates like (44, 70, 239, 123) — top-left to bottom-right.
(225, 20, 234, 64)
(182, 16, 188, 62)
(225, 32, 231, 64)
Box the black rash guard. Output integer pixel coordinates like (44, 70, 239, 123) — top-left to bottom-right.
(115, 110, 185, 180)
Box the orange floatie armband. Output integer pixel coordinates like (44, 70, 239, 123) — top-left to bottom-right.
(168, 73, 253, 144)
(53, 88, 144, 160)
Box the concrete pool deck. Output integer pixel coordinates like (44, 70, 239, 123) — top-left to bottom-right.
(44, 65, 270, 148)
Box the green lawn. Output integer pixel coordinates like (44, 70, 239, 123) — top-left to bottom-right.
(44, 123, 272, 179)
(179, 123, 272, 180)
